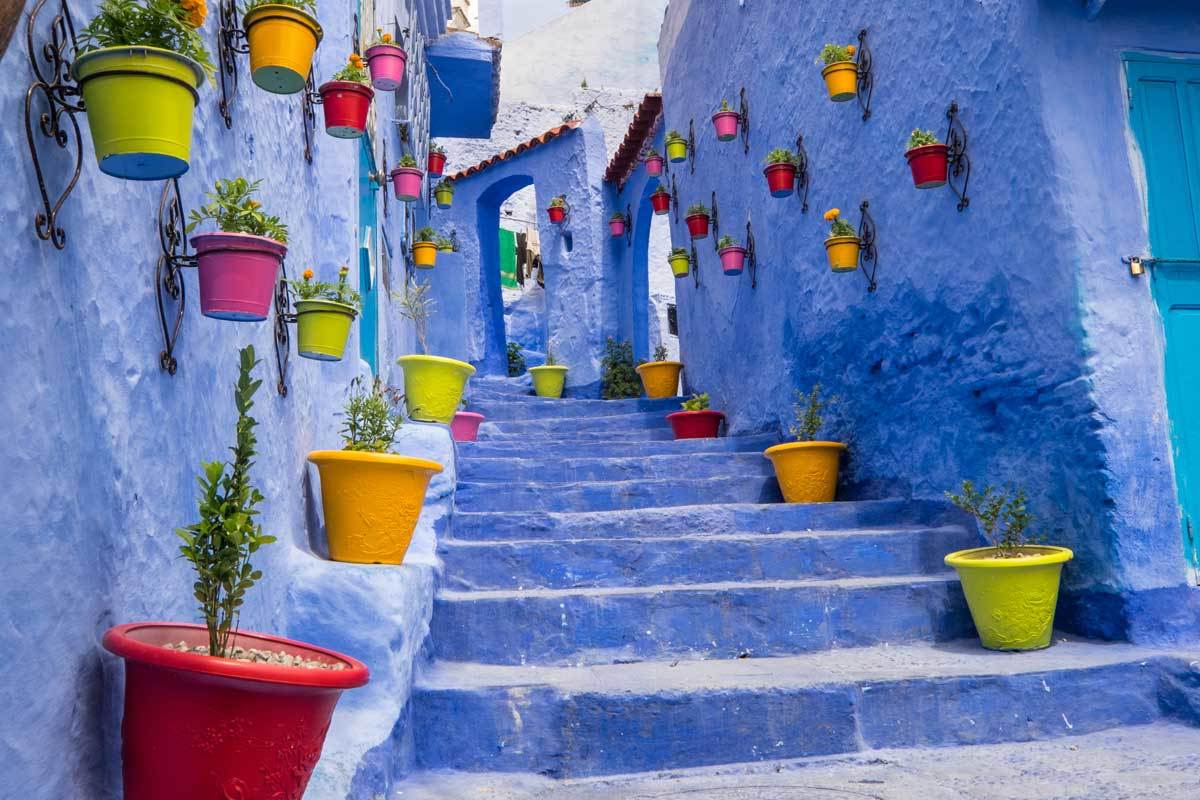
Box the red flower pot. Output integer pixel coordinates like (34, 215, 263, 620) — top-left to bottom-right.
(103, 622, 368, 800)
(650, 190, 671, 215)
(610, 219, 626, 237)
(712, 110, 739, 141)
(318, 80, 374, 139)
(763, 162, 798, 198)
(718, 245, 747, 275)
(645, 155, 664, 176)
(686, 213, 710, 240)
(391, 166, 424, 201)
(547, 205, 566, 224)
(192, 231, 287, 321)
(427, 150, 447, 178)
(906, 143, 950, 189)
(667, 410, 726, 439)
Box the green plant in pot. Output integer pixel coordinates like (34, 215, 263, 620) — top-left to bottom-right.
(529, 343, 569, 398)
(75, 0, 214, 180)
(436, 235, 455, 253)
(944, 482, 1074, 651)
(667, 391, 725, 439)
(635, 343, 683, 398)
(412, 226, 439, 268)
(434, 179, 456, 208)
(665, 128, 688, 162)
(242, 0, 323, 95)
(763, 148, 800, 198)
(601, 337, 641, 400)
(763, 384, 847, 504)
(507, 341, 527, 376)
(668, 246, 691, 278)
(904, 128, 951, 189)
(288, 265, 360, 361)
(101, 346, 368, 800)
(394, 275, 476, 423)
(685, 203, 711, 239)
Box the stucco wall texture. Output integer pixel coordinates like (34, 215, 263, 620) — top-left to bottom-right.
(645, 0, 1200, 641)
(1, 1, 452, 798)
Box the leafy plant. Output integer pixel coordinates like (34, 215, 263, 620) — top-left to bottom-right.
(507, 342, 526, 376)
(682, 392, 710, 411)
(717, 98, 731, 112)
(665, 129, 685, 142)
(397, 154, 418, 168)
(80, 0, 215, 78)
(394, 276, 435, 354)
(429, 141, 445, 154)
(907, 129, 941, 149)
(545, 344, 558, 367)
(601, 338, 641, 400)
(436, 236, 454, 251)
(340, 376, 403, 452)
(187, 178, 288, 243)
(717, 234, 738, 250)
(244, 0, 316, 14)
(175, 346, 274, 658)
(946, 481, 1036, 558)
(288, 265, 360, 310)
(823, 208, 856, 238)
(414, 226, 437, 243)
(686, 203, 710, 217)
(651, 182, 669, 196)
(654, 344, 669, 362)
(763, 148, 798, 165)
(789, 384, 837, 441)
(815, 42, 857, 66)
(644, 147, 660, 159)
(610, 211, 626, 222)
(331, 52, 368, 84)
(549, 195, 567, 209)
(670, 247, 690, 260)
(371, 27, 398, 47)
(435, 179, 455, 195)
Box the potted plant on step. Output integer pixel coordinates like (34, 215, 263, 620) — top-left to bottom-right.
(243, 0, 323, 95)
(319, 53, 374, 139)
(394, 277, 476, 422)
(309, 376, 444, 564)
(667, 392, 725, 439)
(452, 399, 485, 443)
(507, 341, 526, 376)
(601, 338, 642, 400)
(668, 247, 691, 278)
(365, 27, 406, 91)
(529, 345, 569, 398)
(187, 177, 288, 321)
(436, 235, 455, 254)
(412, 227, 439, 269)
(763, 148, 799, 198)
(434, 179, 455, 209)
(609, 212, 627, 238)
(764, 384, 846, 503)
(945, 482, 1074, 651)
(75, 0, 213, 180)
(712, 98, 740, 142)
(547, 195, 568, 224)
(289, 265, 359, 361)
(685, 203, 711, 239)
(816, 42, 858, 102)
(905, 128, 950, 189)
(103, 346, 368, 800)
(823, 208, 860, 272)
(717, 234, 747, 276)
(665, 129, 689, 163)
(636, 344, 683, 398)
(390, 155, 424, 202)
(650, 183, 671, 215)
(644, 147, 664, 176)
(428, 141, 447, 178)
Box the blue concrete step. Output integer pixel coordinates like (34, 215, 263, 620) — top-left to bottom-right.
(458, 433, 778, 459)
(428, 573, 974, 665)
(454, 475, 783, 513)
(468, 396, 684, 421)
(439, 524, 979, 591)
(412, 639, 1172, 777)
(478, 410, 672, 436)
(458, 452, 775, 483)
(478, 427, 684, 443)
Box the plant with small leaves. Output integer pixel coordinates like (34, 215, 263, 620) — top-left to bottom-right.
(507, 342, 526, 376)
(717, 234, 738, 251)
(428, 141, 445, 154)
(651, 182, 669, 196)
(581, 77, 588, 89)
(331, 52, 369, 83)
(789, 384, 837, 441)
(175, 346, 274, 658)
(645, 147, 660, 159)
(80, 0, 215, 79)
(397, 154, 418, 168)
(815, 42, 857, 66)
(682, 393, 710, 411)
(436, 236, 454, 252)
(907, 129, 941, 150)
(686, 203, 710, 218)
(654, 344, 669, 362)
(371, 27, 397, 47)
(670, 247, 690, 260)
(946, 481, 1037, 558)
(601, 338, 641, 400)
(187, 178, 288, 243)
(245, 0, 316, 13)
(666, 129, 685, 143)
(610, 211, 627, 222)
(545, 344, 558, 367)
(763, 148, 798, 166)
(435, 179, 455, 195)
(339, 376, 403, 453)
(414, 226, 437, 243)
(549, 195, 567, 209)
(288, 265, 361, 310)
(717, 98, 731, 112)
(394, 276, 435, 355)
(823, 208, 856, 238)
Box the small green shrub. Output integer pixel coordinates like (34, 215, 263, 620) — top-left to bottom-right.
(549, 195, 567, 209)
(654, 345, 669, 362)
(331, 52, 368, 84)
(823, 208, 856, 238)
(507, 342, 526, 376)
(429, 140, 445, 154)
(80, 0, 214, 78)
(340, 376, 403, 452)
(414, 226, 437, 243)
(907, 129, 941, 149)
(946, 481, 1038, 558)
(763, 148, 798, 165)
(610, 211, 627, 222)
(601, 338, 641, 400)
(789, 384, 836, 441)
(665, 129, 685, 142)
(686, 203, 710, 217)
(187, 178, 288, 243)
(670, 247, 690, 260)
(682, 392, 710, 411)
(815, 42, 857, 66)
(717, 234, 737, 250)
(289, 265, 361, 310)
(435, 179, 455, 195)
(397, 154, 418, 168)
(393, 276, 435, 354)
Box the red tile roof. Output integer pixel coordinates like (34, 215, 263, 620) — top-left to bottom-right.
(604, 92, 663, 188)
(447, 120, 583, 182)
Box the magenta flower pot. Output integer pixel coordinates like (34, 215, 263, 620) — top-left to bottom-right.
(192, 232, 287, 321)
(391, 166, 424, 202)
(609, 219, 626, 238)
(451, 411, 485, 442)
(712, 110, 739, 142)
(365, 43, 407, 91)
(645, 155, 663, 176)
(718, 245, 747, 276)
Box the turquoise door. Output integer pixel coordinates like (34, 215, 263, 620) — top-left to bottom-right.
(1126, 54, 1200, 567)
(358, 137, 379, 373)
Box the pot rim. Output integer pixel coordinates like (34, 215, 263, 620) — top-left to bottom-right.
(645, 155, 664, 163)
(824, 235, 860, 247)
(763, 440, 847, 458)
(685, 212, 710, 222)
(763, 162, 798, 173)
(365, 43, 408, 57)
(191, 230, 288, 256)
(945, 545, 1074, 568)
(454, 411, 485, 421)
(307, 449, 444, 474)
(294, 298, 358, 317)
(636, 361, 682, 373)
(665, 135, 687, 144)
(243, 3, 324, 40)
(711, 110, 740, 122)
(821, 60, 858, 75)
(667, 410, 725, 420)
(390, 165, 425, 177)
(396, 353, 477, 376)
(905, 142, 950, 160)
(528, 364, 570, 373)
(103, 622, 368, 689)
(412, 240, 438, 250)
(73, 45, 205, 88)
(318, 79, 375, 98)
(718, 245, 747, 256)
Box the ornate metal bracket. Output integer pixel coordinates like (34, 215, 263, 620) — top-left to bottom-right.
(302, 71, 323, 164)
(216, 0, 248, 129)
(946, 101, 971, 211)
(746, 218, 759, 289)
(690, 242, 700, 289)
(856, 29, 874, 121)
(273, 261, 295, 396)
(711, 191, 722, 254)
(624, 203, 633, 247)
(155, 179, 196, 375)
(24, 0, 85, 250)
(857, 200, 880, 292)
(794, 133, 811, 213)
(739, 87, 750, 155)
(670, 174, 680, 224)
(688, 118, 696, 174)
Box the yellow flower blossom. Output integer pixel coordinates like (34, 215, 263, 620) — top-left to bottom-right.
(338, 265, 350, 277)
(349, 53, 364, 67)
(382, 33, 394, 43)
(246, 199, 260, 210)
(302, 268, 314, 281)
(179, 0, 206, 29)
(823, 208, 840, 221)
(847, 44, 856, 56)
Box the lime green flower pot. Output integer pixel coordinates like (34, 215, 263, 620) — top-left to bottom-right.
(397, 354, 476, 423)
(665, 137, 688, 163)
(295, 299, 357, 361)
(529, 365, 569, 398)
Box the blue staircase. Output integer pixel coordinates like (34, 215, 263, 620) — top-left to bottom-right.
(406, 380, 1196, 786)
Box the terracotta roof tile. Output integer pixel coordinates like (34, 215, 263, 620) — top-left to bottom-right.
(447, 120, 583, 182)
(604, 93, 663, 187)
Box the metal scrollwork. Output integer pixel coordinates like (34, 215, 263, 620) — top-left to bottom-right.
(794, 133, 811, 213)
(746, 218, 758, 289)
(688, 118, 696, 175)
(690, 242, 700, 289)
(624, 203, 633, 247)
(670, 174, 680, 224)
(155, 179, 196, 375)
(946, 101, 971, 212)
(858, 200, 880, 292)
(273, 260, 295, 396)
(216, 0, 248, 129)
(738, 86, 750, 155)
(710, 191, 721, 254)
(302, 71, 323, 164)
(855, 28, 874, 122)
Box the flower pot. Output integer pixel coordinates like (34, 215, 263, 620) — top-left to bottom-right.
(824, 235, 860, 272)
(609, 219, 626, 238)
(413, 241, 438, 269)
(668, 253, 691, 278)
(711, 110, 739, 141)
(435, 187, 454, 208)
(906, 143, 951, 189)
(192, 232, 286, 321)
(718, 245, 747, 275)
(529, 365, 569, 398)
(318, 80, 373, 139)
(763, 441, 846, 503)
(665, 137, 688, 163)
(295, 299, 356, 361)
(547, 205, 567, 224)
(667, 410, 724, 439)
(243, 4, 323, 95)
(73, 47, 205, 181)
(650, 191, 671, 216)
(821, 60, 858, 102)
(102, 622, 367, 800)
(763, 162, 798, 198)
(636, 361, 682, 398)
(365, 43, 407, 91)
(389, 166, 424, 202)
(451, 411, 485, 442)
(397, 354, 476, 423)
(645, 155, 664, 176)
(944, 546, 1075, 651)
(427, 150, 447, 178)
(686, 213, 710, 240)
(309, 450, 444, 563)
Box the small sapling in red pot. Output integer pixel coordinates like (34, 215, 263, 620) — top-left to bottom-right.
(685, 203, 711, 240)
(667, 392, 725, 439)
(763, 148, 799, 198)
(905, 128, 950, 189)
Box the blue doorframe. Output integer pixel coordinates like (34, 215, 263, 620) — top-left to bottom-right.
(358, 136, 379, 373)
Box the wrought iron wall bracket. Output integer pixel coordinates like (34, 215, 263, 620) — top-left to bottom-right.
(746, 219, 759, 289)
(302, 71, 323, 164)
(856, 29, 874, 121)
(24, 0, 85, 250)
(946, 101, 971, 211)
(624, 203, 633, 247)
(216, 0, 248, 129)
(794, 133, 811, 213)
(274, 261, 294, 396)
(155, 179, 196, 375)
(739, 87, 750, 155)
(670, 175, 680, 224)
(710, 191, 723, 253)
(688, 118, 696, 174)
(857, 200, 880, 292)
(690, 242, 700, 289)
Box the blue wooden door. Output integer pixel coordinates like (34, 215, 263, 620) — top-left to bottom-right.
(358, 137, 379, 374)
(1126, 54, 1200, 567)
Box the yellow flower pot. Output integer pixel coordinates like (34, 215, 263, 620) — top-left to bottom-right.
(529, 365, 569, 398)
(669, 253, 690, 278)
(396, 354, 475, 423)
(435, 187, 454, 208)
(635, 361, 682, 398)
(244, 4, 324, 95)
(665, 137, 688, 163)
(821, 60, 858, 102)
(824, 235, 860, 272)
(763, 441, 846, 503)
(944, 546, 1074, 651)
(413, 241, 438, 269)
(308, 450, 443, 565)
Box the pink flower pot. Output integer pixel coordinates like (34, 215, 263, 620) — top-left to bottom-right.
(365, 43, 407, 91)
(391, 166, 424, 202)
(712, 110, 739, 142)
(645, 155, 663, 176)
(610, 219, 626, 237)
(192, 232, 287, 321)
(718, 245, 747, 276)
(451, 411, 485, 442)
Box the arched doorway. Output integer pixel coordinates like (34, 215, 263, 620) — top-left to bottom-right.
(476, 173, 537, 375)
(629, 179, 676, 363)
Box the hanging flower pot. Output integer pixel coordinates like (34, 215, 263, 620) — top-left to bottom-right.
(904, 130, 950, 189)
(452, 411, 486, 442)
(816, 43, 858, 102)
(668, 248, 691, 278)
(762, 148, 799, 198)
(437, 236, 454, 254)
(636, 358, 683, 398)
(822, 208, 860, 272)
(547, 196, 568, 224)
(717, 236, 747, 275)
(667, 394, 723, 439)
(711, 100, 739, 142)
(73, 46, 206, 181)
(364, 30, 407, 91)
(529, 364, 569, 398)
(427, 144, 447, 178)
(391, 159, 424, 201)
(685, 204, 710, 239)
(644, 149, 664, 176)
(650, 186, 671, 216)
(288, 265, 360, 361)
(609, 213, 627, 238)
(397, 354, 477, 423)
(243, 3, 324, 95)
(665, 130, 688, 163)
(413, 241, 438, 268)
(434, 180, 455, 208)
